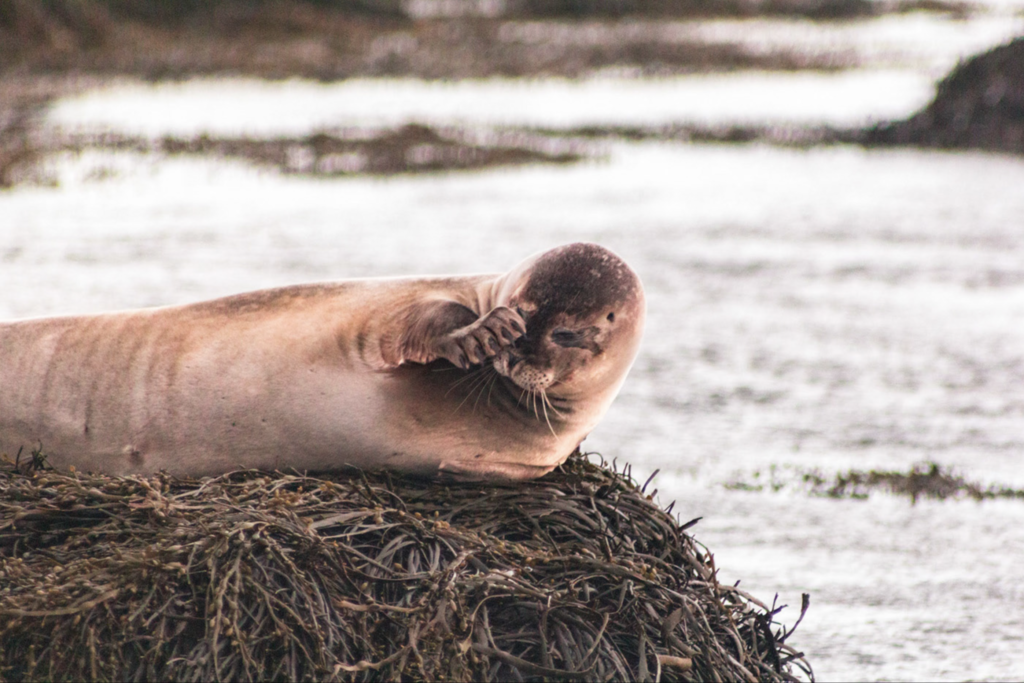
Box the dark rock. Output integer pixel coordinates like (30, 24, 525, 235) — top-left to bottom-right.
(863, 37, 1024, 155)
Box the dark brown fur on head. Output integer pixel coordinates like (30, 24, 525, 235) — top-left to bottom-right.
(518, 243, 641, 327)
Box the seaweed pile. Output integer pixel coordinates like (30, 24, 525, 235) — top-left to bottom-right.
(727, 461, 1024, 503)
(157, 124, 583, 176)
(0, 450, 812, 682)
(1, 123, 584, 187)
(803, 462, 1024, 503)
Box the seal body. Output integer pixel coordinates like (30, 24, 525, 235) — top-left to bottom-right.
(0, 243, 645, 480)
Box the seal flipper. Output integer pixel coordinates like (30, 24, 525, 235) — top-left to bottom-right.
(385, 301, 525, 370)
(380, 300, 477, 368)
(432, 305, 526, 368)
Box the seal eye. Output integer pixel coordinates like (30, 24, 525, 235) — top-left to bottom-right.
(551, 329, 581, 346)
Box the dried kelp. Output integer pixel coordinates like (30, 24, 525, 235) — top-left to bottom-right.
(0, 450, 812, 682)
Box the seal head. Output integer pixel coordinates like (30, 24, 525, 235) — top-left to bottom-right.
(493, 243, 645, 407)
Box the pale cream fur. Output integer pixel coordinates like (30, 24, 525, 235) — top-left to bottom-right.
(0, 245, 645, 480)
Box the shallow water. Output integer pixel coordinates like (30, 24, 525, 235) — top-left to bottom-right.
(6, 21, 1024, 679)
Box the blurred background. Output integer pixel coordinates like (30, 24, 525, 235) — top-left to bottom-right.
(2, 1, 1024, 679)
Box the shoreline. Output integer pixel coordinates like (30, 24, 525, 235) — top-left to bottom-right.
(3, 5, 1022, 188)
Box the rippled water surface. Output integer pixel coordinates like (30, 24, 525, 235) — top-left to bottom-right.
(5, 24, 1024, 679)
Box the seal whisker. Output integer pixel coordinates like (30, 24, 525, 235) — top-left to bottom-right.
(444, 366, 487, 396)
(451, 367, 495, 414)
(445, 364, 499, 405)
(485, 370, 502, 408)
(466, 367, 494, 394)
(471, 367, 499, 412)
(538, 391, 557, 436)
(531, 390, 542, 423)
(451, 386, 477, 415)
(485, 373, 500, 407)
(540, 389, 565, 418)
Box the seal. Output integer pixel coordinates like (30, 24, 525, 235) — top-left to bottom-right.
(0, 243, 645, 481)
